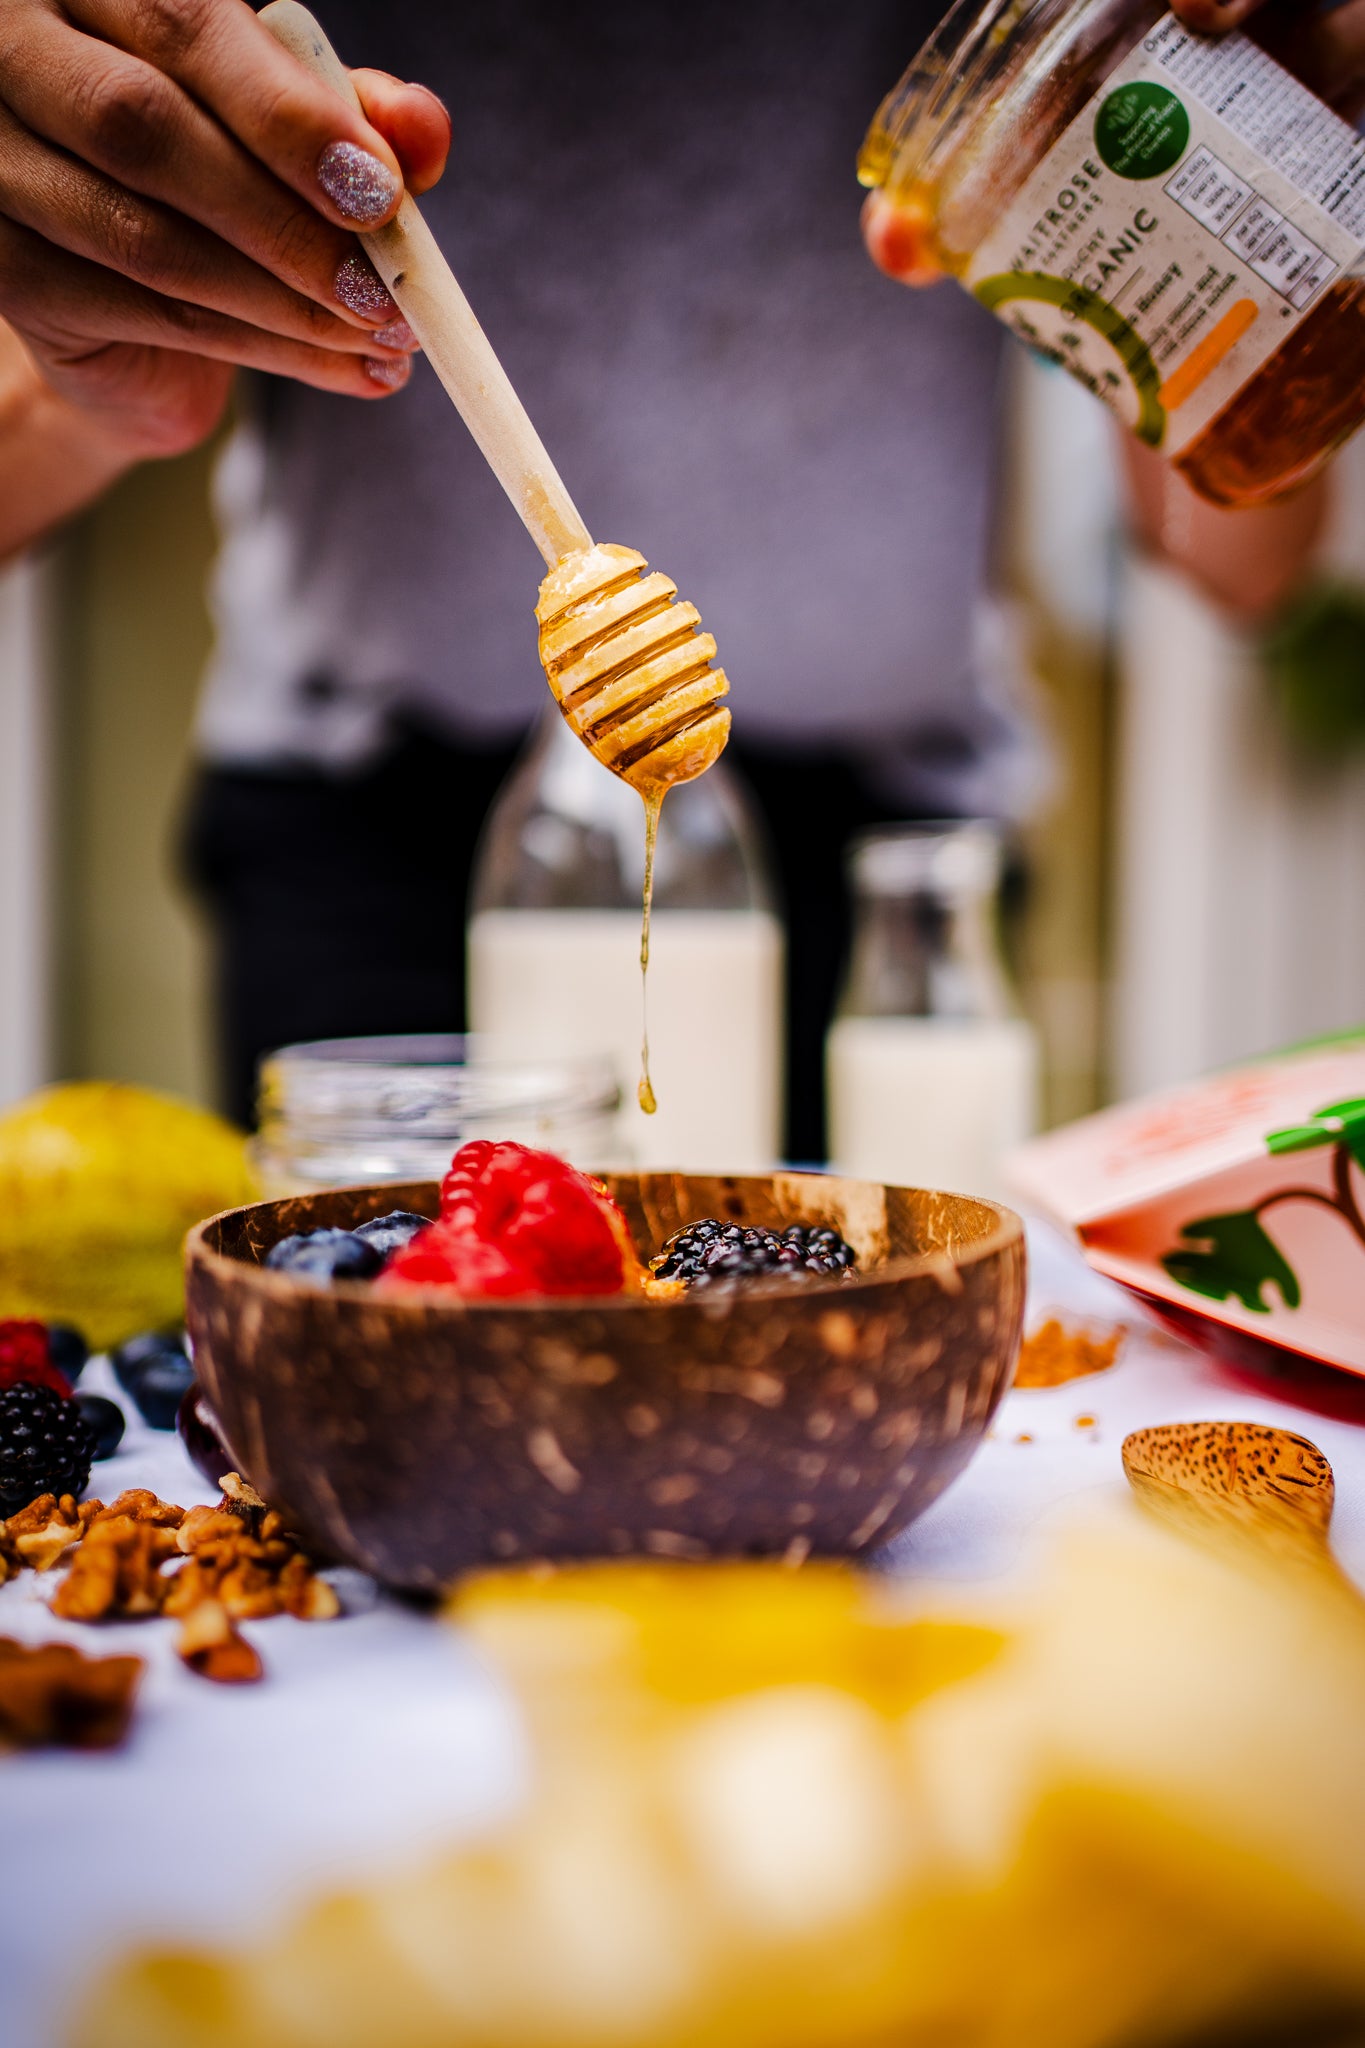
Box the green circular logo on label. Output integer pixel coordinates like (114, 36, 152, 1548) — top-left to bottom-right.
(1095, 82, 1190, 179)
(973, 272, 1167, 449)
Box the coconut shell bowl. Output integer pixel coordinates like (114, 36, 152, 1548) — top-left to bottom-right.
(184, 1173, 1026, 1592)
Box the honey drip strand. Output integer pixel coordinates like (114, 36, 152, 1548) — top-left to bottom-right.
(637, 791, 662, 1115)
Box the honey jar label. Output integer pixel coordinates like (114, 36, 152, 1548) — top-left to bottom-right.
(964, 14, 1365, 455)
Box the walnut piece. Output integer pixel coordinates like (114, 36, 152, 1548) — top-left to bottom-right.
(175, 1598, 263, 1684)
(175, 1506, 242, 1554)
(90, 1489, 185, 1530)
(164, 1504, 340, 1626)
(0, 1635, 142, 1749)
(35, 1476, 339, 1669)
(219, 1472, 268, 1524)
(50, 1518, 180, 1621)
(5, 1493, 103, 1572)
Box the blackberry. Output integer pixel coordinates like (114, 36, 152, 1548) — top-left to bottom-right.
(653, 1218, 857, 1286)
(265, 1229, 383, 1282)
(0, 1382, 95, 1517)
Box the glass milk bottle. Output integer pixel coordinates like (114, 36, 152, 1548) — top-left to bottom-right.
(826, 823, 1038, 1196)
(467, 709, 784, 1171)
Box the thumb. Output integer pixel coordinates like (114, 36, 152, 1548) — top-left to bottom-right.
(861, 192, 943, 287)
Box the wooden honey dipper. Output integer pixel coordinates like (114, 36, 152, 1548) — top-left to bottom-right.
(263, 4, 730, 1110)
(261, 2, 732, 808)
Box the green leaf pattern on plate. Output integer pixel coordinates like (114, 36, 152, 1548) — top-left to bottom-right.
(1162, 1209, 1303, 1316)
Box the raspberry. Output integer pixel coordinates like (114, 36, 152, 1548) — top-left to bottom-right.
(0, 1320, 74, 1400)
(380, 1141, 633, 1299)
(0, 1382, 95, 1517)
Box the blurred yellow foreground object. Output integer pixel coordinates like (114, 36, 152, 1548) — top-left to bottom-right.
(77, 1518, 1365, 2048)
(0, 1083, 256, 1350)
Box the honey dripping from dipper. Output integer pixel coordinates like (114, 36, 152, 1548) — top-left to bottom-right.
(536, 545, 732, 1115)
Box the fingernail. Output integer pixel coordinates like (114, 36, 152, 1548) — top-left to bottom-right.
(371, 317, 417, 350)
(364, 354, 411, 390)
(408, 81, 450, 118)
(335, 250, 397, 321)
(318, 141, 400, 225)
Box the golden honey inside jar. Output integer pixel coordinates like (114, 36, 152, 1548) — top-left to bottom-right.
(860, 1, 1365, 507)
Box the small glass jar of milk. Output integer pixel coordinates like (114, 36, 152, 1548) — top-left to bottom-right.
(826, 823, 1038, 1197)
(467, 709, 784, 1172)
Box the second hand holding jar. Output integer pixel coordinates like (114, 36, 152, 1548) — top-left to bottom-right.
(826, 824, 1039, 1198)
(860, 2, 1365, 507)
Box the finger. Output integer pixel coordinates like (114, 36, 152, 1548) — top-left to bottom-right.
(52, 345, 238, 459)
(1171, 0, 1365, 109)
(63, 0, 405, 228)
(0, 102, 412, 356)
(0, 214, 413, 398)
(1268, 4, 1365, 110)
(1170, 1, 1270, 29)
(1, 12, 404, 328)
(861, 191, 943, 287)
(349, 70, 450, 197)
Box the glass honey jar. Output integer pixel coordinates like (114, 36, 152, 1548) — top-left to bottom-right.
(860, 3, 1365, 507)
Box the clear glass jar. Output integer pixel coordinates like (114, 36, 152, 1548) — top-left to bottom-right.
(252, 1033, 621, 1193)
(860, 2, 1365, 507)
(826, 824, 1039, 1196)
(467, 709, 785, 1172)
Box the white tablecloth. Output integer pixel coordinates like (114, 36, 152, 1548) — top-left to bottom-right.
(4, 1223, 1364, 2047)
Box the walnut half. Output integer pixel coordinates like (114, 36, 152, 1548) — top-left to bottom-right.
(0, 1636, 143, 1749)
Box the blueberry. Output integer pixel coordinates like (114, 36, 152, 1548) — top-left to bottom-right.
(129, 1349, 196, 1430)
(74, 1392, 125, 1460)
(111, 1329, 190, 1399)
(45, 1323, 89, 1387)
(265, 1229, 382, 1281)
(352, 1211, 431, 1260)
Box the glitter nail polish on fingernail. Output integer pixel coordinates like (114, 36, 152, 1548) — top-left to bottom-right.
(372, 318, 417, 350)
(365, 354, 411, 390)
(318, 141, 400, 225)
(335, 250, 397, 320)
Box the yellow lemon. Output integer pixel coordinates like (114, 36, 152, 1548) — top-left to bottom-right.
(0, 1081, 257, 1349)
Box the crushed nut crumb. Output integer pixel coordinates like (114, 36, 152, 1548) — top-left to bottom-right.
(1014, 1319, 1123, 1389)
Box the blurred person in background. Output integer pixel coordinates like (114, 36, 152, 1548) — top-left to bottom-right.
(0, 0, 1353, 1150)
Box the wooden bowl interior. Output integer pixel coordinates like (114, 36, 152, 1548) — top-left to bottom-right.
(202, 1170, 1013, 1290)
